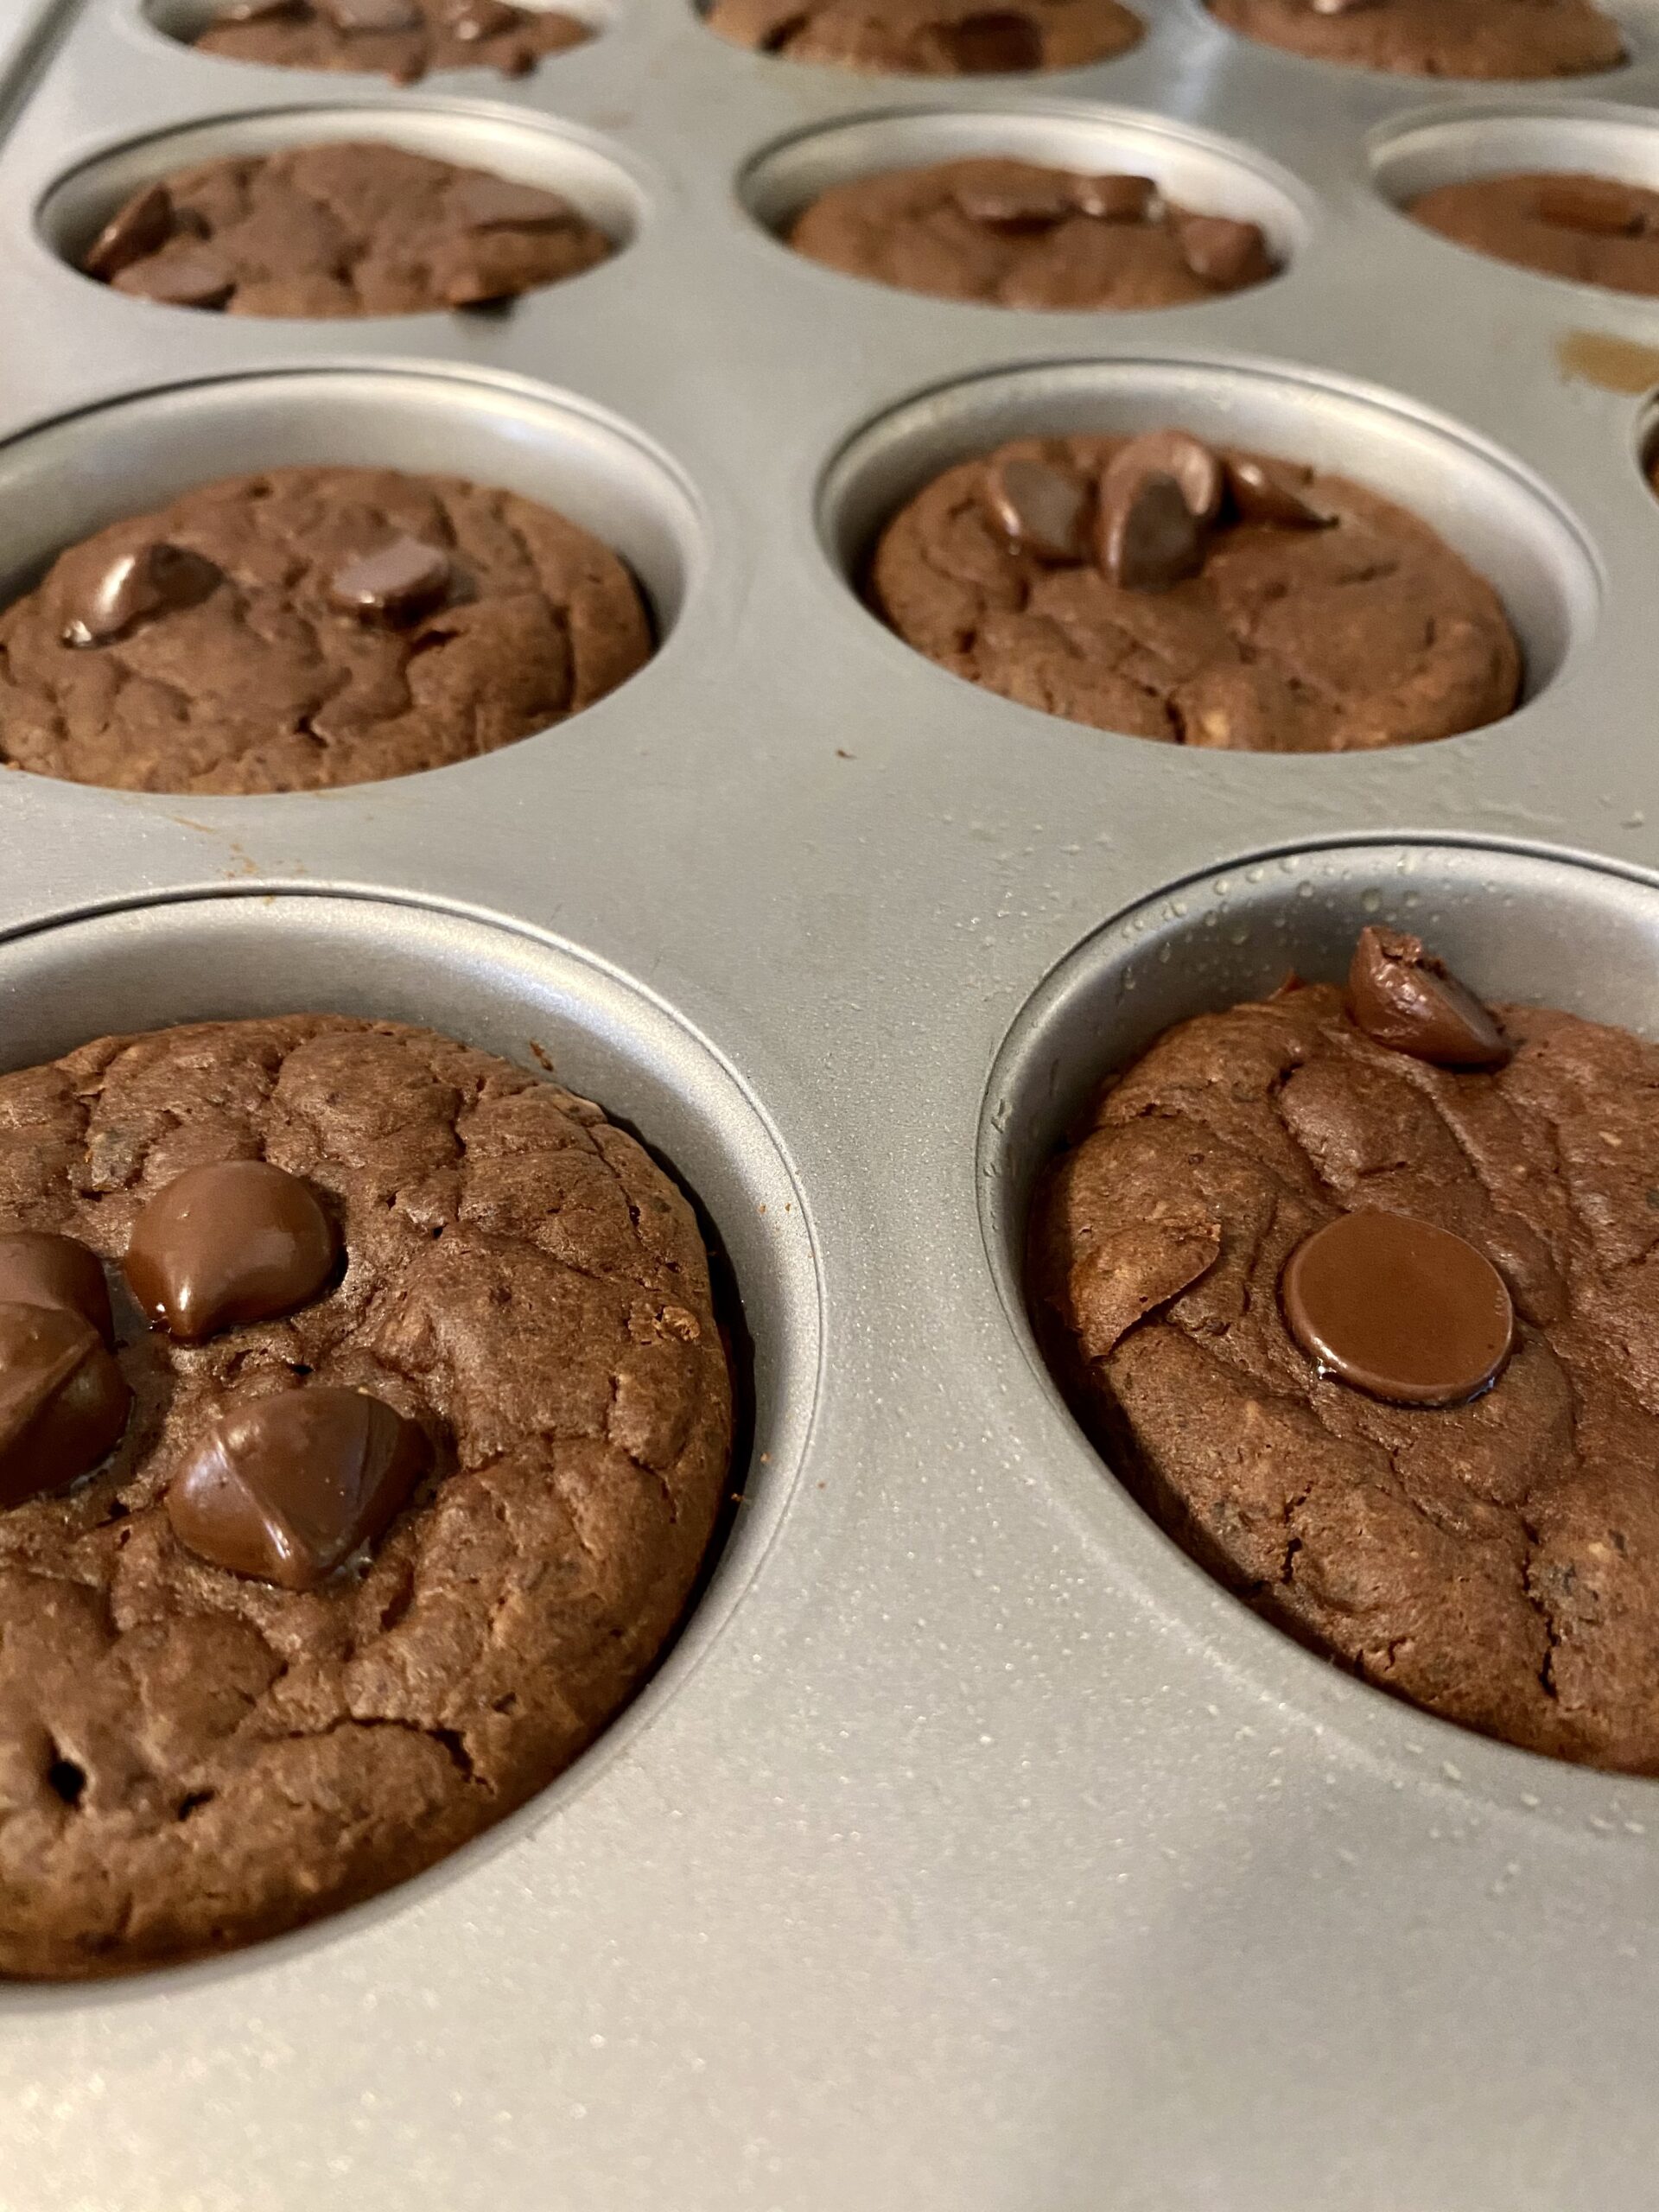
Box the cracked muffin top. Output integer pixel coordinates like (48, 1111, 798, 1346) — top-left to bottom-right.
(78, 142, 614, 319)
(1032, 927, 1659, 1774)
(868, 429, 1521, 751)
(191, 0, 593, 85)
(1207, 0, 1623, 79)
(705, 0, 1142, 73)
(0, 466, 652, 795)
(0, 1014, 732, 1978)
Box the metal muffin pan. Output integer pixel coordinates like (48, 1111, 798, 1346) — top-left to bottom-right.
(7, 0, 1659, 2206)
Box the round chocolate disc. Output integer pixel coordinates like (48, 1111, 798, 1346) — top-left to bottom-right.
(1281, 1211, 1514, 1408)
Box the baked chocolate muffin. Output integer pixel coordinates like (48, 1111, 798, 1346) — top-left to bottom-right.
(1208, 0, 1623, 79)
(1033, 928, 1659, 1774)
(191, 0, 591, 83)
(79, 142, 613, 317)
(788, 157, 1274, 309)
(1408, 171, 1659, 297)
(869, 429, 1520, 750)
(0, 1014, 733, 1977)
(706, 0, 1142, 73)
(0, 466, 652, 794)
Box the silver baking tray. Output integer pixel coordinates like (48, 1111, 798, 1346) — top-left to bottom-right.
(5, 0, 1659, 2203)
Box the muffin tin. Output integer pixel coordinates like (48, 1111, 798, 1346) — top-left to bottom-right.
(5, 1, 1659, 2206)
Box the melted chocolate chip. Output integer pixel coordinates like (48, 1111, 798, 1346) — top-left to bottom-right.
(60, 541, 222, 649)
(950, 163, 1075, 230)
(1346, 925, 1511, 1069)
(166, 1387, 431, 1591)
(1281, 1211, 1514, 1408)
(1224, 455, 1328, 530)
(0, 1304, 131, 1510)
(0, 1232, 113, 1345)
(1310, 0, 1380, 14)
(83, 184, 175, 283)
(1071, 173, 1157, 223)
(1176, 213, 1271, 289)
(1535, 176, 1644, 237)
(448, 175, 577, 230)
(983, 454, 1091, 562)
(317, 0, 421, 28)
(1111, 430, 1225, 524)
(444, 0, 519, 33)
(216, 0, 302, 17)
(117, 246, 235, 309)
(942, 10, 1043, 70)
(1097, 466, 1204, 592)
(123, 1160, 337, 1344)
(327, 536, 453, 625)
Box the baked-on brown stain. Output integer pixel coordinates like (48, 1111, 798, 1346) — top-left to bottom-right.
(1557, 329, 1659, 391)
(166, 1386, 431, 1591)
(1281, 1211, 1515, 1408)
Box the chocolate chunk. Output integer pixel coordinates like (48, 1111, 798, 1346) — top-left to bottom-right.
(116, 246, 235, 309)
(1346, 925, 1511, 1069)
(1098, 467, 1204, 592)
(983, 454, 1092, 561)
(1109, 430, 1224, 524)
(0, 1304, 130, 1510)
(941, 10, 1044, 70)
(448, 175, 577, 231)
(444, 0, 519, 33)
(166, 1387, 430, 1591)
(0, 1232, 113, 1345)
(1071, 173, 1157, 223)
(1281, 1211, 1513, 1408)
(123, 1160, 337, 1344)
(327, 536, 453, 624)
(1535, 176, 1644, 237)
(950, 162, 1075, 230)
(60, 541, 222, 649)
(83, 184, 175, 283)
(1224, 455, 1328, 530)
(317, 0, 421, 28)
(1176, 213, 1271, 289)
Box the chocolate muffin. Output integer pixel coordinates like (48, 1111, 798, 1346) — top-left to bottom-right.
(706, 0, 1142, 74)
(1032, 928, 1659, 1775)
(788, 158, 1274, 309)
(1208, 0, 1623, 79)
(0, 466, 652, 794)
(1407, 171, 1659, 297)
(869, 430, 1520, 750)
(0, 1014, 733, 1978)
(79, 143, 613, 317)
(191, 0, 592, 83)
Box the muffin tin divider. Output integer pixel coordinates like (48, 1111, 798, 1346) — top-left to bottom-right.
(5, 3, 1659, 2209)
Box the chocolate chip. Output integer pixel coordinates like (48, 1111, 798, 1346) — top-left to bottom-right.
(942, 10, 1043, 71)
(1281, 1211, 1514, 1408)
(1535, 176, 1644, 237)
(1098, 467, 1204, 593)
(317, 0, 421, 27)
(1176, 213, 1271, 289)
(1346, 925, 1511, 1069)
(216, 0, 302, 17)
(950, 161, 1076, 230)
(0, 1304, 131, 1510)
(1224, 455, 1329, 530)
(82, 184, 175, 283)
(1109, 430, 1225, 524)
(0, 1232, 113, 1346)
(983, 454, 1091, 562)
(448, 175, 577, 230)
(60, 541, 222, 649)
(443, 0, 519, 33)
(115, 246, 235, 309)
(1309, 0, 1380, 14)
(327, 536, 453, 624)
(1071, 173, 1157, 223)
(123, 1160, 337, 1344)
(166, 1387, 431, 1591)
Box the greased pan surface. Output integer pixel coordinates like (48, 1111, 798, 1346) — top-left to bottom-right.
(4, 0, 1659, 2205)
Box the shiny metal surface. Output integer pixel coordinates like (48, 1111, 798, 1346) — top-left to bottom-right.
(4, 1, 1659, 2205)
